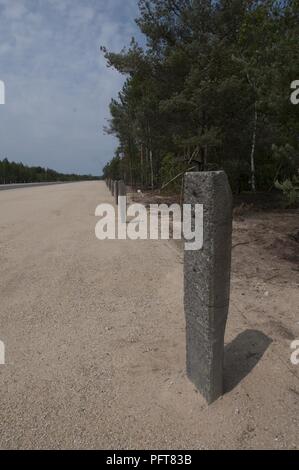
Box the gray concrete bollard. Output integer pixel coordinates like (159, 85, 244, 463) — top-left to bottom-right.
(118, 180, 127, 223)
(184, 171, 232, 404)
(114, 180, 119, 205)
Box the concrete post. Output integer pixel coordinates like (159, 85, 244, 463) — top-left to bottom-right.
(114, 180, 119, 205)
(184, 171, 232, 404)
(118, 180, 126, 223)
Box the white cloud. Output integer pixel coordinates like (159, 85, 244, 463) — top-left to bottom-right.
(0, 1, 28, 20)
(0, 0, 141, 174)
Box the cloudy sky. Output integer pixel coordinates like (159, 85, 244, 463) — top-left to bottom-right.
(0, 0, 142, 176)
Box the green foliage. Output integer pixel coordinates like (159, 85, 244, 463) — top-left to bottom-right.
(102, 0, 299, 193)
(0, 158, 96, 184)
(160, 153, 186, 192)
(275, 176, 299, 208)
(103, 155, 121, 181)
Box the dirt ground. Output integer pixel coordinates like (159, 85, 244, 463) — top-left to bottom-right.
(0, 182, 298, 449)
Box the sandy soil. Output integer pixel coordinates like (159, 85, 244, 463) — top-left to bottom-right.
(0, 181, 298, 449)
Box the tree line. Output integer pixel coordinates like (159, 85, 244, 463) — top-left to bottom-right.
(0, 158, 97, 184)
(101, 0, 298, 194)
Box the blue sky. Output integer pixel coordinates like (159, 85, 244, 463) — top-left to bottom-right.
(0, 0, 142, 176)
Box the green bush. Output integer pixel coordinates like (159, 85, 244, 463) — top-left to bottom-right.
(275, 177, 299, 208)
(160, 153, 185, 193)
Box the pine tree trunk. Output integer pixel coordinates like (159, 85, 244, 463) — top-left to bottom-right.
(250, 103, 257, 192)
(149, 150, 154, 191)
(204, 145, 208, 170)
(140, 143, 144, 188)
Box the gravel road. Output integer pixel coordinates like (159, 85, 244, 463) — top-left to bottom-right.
(0, 182, 298, 449)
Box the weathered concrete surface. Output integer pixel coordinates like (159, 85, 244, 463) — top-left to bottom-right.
(184, 171, 233, 404)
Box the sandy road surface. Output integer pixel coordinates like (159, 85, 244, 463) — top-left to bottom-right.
(0, 182, 298, 449)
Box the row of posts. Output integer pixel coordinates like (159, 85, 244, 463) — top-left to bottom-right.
(105, 171, 233, 405)
(106, 178, 126, 205)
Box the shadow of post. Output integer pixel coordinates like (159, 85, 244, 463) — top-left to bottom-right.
(224, 329, 272, 393)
